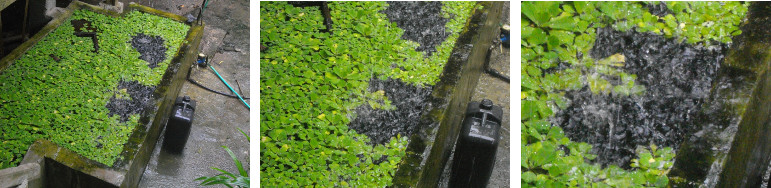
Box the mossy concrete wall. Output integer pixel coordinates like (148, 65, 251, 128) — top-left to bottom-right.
(717, 3, 771, 185)
(0, 1, 202, 187)
(668, 2, 771, 187)
(391, 2, 503, 187)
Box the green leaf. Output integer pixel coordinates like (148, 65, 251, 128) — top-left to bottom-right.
(525, 66, 542, 78)
(548, 163, 567, 177)
(546, 13, 577, 31)
(532, 141, 557, 167)
(238, 128, 250, 142)
(655, 175, 669, 187)
(526, 28, 548, 46)
(664, 14, 677, 28)
(536, 100, 554, 119)
(522, 25, 535, 38)
(213, 167, 237, 178)
(523, 171, 537, 183)
(522, 1, 561, 26)
(573, 1, 595, 14)
(522, 100, 539, 120)
(547, 126, 564, 140)
(547, 35, 560, 51)
(522, 74, 539, 91)
(562, 4, 575, 14)
(222, 146, 248, 177)
(550, 30, 575, 45)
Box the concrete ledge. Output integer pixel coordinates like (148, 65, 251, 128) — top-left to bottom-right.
(20, 140, 119, 187)
(0, 163, 41, 188)
(97, 2, 123, 13)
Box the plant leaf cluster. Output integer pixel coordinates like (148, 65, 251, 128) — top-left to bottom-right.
(260, 1, 475, 187)
(520, 1, 747, 187)
(0, 9, 189, 168)
(522, 120, 674, 187)
(196, 128, 250, 188)
(662, 2, 747, 44)
(364, 90, 395, 111)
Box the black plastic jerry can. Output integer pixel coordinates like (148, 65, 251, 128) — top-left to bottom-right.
(162, 96, 196, 154)
(449, 99, 503, 188)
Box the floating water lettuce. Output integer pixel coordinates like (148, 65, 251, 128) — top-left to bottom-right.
(521, 1, 747, 187)
(0, 9, 189, 168)
(260, 1, 475, 187)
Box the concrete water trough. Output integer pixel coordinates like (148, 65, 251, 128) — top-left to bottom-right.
(0, 1, 202, 187)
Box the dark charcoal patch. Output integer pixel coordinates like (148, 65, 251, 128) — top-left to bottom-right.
(645, 2, 673, 17)
(556, 27, 726, 168)
(348, 78, 432, 145)
(105, 80, 156, 123)
(130, 33, 167, 69)
(382, 1, 449, 56)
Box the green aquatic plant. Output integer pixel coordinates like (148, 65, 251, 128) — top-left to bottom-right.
(664, 1, 748, 44)
(364, 90, 395, 111)
(522, 120, 674, 187)
(521, 1, 747, 187)
(0, 9, 189, 168)
(260, 1, 475, 187)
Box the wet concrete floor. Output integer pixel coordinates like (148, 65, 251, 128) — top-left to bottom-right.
(438, 2, 510, 187)
(111, 0, 250, 187)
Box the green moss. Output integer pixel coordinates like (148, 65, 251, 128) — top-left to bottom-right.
(260, 1, 475, 187)
(0, 9, 189, 169)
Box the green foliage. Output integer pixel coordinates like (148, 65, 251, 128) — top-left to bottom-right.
(522, 121, 675, 187)
(114, 88, 131, 100)
(364, 90, 395, 111)
(664, 2, 748, 44)
(260, 1, 475, 187)
(196, 128, 250, 188)
(520, 1, 747, 187)
(0, 10, 189, 168)
(588, 54, 646, 95)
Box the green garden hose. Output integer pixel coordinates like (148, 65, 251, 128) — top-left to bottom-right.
(209, 65, 250, 109)
(202, 0, 211, 14)
(197, 0, 211, 24)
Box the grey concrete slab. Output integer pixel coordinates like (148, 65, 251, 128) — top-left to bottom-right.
(199, 26, 226, 56)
